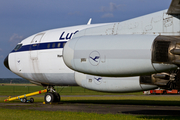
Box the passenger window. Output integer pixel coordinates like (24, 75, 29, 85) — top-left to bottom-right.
(52, 43, 55, 48)
(57, 43, 61, 48)
(63, 43, 66, 48)
(47, 44, 50, 48)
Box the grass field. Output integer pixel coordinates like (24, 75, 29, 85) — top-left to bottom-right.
(0, 84, 143, 96)
(1, 84, 180, 120)
(2, 95, 180, 106)
(1, 108, 180, 120)
(1, 95, 180, 120)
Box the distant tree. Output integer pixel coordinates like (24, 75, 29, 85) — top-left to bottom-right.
(0, 78, 30, 83)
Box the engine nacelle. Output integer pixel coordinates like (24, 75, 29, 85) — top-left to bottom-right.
(75, 72, 157, 92)
(63, 35, 178, 77)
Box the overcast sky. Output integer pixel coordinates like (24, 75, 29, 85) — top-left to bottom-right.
(0, 0, 172, 78)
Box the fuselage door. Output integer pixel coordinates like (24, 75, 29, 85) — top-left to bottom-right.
(29, 33, 44, 78)
(30, 33, 44, 60)
(31, 33, 44, 43)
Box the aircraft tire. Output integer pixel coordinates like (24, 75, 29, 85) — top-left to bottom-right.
(44, 92, 55, 103)
(53, 92, 60, 102)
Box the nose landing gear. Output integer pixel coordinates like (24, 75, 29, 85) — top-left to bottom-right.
(44, 86, 60, 104)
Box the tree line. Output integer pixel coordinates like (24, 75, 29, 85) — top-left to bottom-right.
(0, 78, 30, 83)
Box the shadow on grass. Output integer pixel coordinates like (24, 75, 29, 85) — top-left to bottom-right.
(138, 116, 180, 120)
(122, 110, 180, 116)
(63, 100, 180, 117)
(62, 99, 180, 106)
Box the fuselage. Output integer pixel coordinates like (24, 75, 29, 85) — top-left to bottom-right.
(6, 24, 107, 86)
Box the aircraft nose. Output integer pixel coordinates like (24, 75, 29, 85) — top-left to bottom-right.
(4, 55, 10, 70)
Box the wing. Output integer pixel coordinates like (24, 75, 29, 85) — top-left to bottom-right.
(167, 0, 180, 15)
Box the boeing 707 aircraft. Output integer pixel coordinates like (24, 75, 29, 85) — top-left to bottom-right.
(4, 0, 180, 103)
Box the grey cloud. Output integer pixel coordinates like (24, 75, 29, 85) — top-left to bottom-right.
(100, 6, 107, 12)
(110, 2, 118, 12)
(9, 34, 24, 46)
(99, 2, 123, 12)
(101, 13, 114, 18)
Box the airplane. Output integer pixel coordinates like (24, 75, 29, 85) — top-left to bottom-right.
(4, 0, 180, 103)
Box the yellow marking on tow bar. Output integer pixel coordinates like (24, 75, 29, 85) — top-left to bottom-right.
(4, 89, 47, 102)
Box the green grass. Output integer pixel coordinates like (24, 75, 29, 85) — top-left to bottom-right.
(0, 108, 179, 120)
(0, 85, 143, 96)
(2, 95, 180, 106)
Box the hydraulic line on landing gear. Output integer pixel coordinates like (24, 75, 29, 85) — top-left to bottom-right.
(4, 89, 47, 103)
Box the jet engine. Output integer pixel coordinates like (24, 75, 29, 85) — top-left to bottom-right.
(63, 35, 180, 77)
(75, 72, 157, 92)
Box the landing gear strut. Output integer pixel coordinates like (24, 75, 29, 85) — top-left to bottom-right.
(44, 86, 60, 103)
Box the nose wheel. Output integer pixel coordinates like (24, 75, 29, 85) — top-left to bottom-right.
(44, 93, 54, 103)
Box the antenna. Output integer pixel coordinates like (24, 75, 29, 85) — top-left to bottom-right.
(87, 18, 92, 25)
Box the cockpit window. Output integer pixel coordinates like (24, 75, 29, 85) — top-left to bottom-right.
(14, 44, 22, 51)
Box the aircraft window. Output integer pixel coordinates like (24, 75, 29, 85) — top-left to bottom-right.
(47, 44, 50, 48)
(63, 43, 66, 48)
(14, 45, 19, 50)
(14, 44, 22, 51)
(57, 43, 61, 48)
(52, 43, 55, 48)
